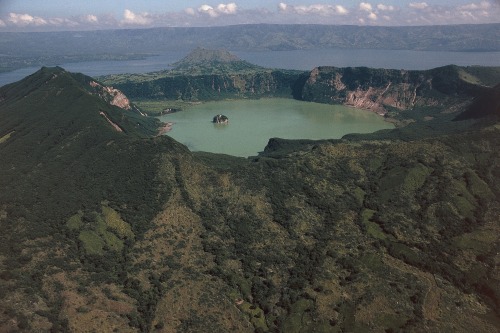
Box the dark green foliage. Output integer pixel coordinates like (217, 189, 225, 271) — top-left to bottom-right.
(108, 70, 303, 101)
(0, 68, 181, 236)
(0, 67, 187, 330)
(171, 47, 263, 73)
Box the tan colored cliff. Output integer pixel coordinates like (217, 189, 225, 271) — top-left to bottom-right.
(301, 67, 441, 115)
(90, 81, 132, 110)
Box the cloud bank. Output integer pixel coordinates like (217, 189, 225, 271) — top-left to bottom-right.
(1, 1, 499, 31)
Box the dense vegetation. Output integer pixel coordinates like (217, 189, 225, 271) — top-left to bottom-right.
(99, 48, 304, 104)
(0, 65, 499, 332)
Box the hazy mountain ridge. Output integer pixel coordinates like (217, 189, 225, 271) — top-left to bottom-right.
(0, 67, 499, 332)
(1, 23, 499, 72)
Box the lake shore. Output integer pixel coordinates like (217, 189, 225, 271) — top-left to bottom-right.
(157, 121, 174, 136)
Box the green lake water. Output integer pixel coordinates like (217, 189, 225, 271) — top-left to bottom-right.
(158, 98, 393, 157)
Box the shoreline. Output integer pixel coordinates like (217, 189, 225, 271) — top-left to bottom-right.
(157, 121, 174, 136)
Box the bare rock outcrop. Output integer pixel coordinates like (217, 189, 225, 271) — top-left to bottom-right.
(301, 67, 440, 115)
(90, 81, 132, 110)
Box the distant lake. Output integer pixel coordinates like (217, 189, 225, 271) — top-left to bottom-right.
(1, 48, 500, 87)
(158, 98, 394, 157)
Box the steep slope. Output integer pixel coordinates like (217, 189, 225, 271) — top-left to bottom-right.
(454, 83, 500, 120)
(0, 67, 193, 331)
(0, 67, 158, 136)
(189, 125, 500, 332)
(299, 65, 492, 115)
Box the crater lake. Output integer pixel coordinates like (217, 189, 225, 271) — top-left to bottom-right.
(158, 98, 394, 157)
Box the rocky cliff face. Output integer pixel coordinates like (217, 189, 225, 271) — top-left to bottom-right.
(90, 80, 132, 110)
(302, 67, 432, 114)
(300, 65, 489, 114)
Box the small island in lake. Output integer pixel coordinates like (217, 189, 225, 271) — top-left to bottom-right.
(213, 114, 229, 124)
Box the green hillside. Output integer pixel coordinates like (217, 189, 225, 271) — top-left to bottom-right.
(100, 48, 303, 104)
(170, 47, 263, 74)
(0, 66, 499, 332)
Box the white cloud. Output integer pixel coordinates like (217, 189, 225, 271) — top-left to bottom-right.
(185, 8, 196, 16)
(198, 3, 237, 17)
(336, 5, 349, 15)
(459, 1, 491, 10)
(122, 9, 151, 25)
(455, 2, 494, 22)
(409, 2, 429, 9)
(368, 12, 378, 20)
(217, 3, 237, 14)
(0, 19, 5, 27)
(359, 2, 373, 12)
(199, 5, 213, 11)
(377, 4, 395, 11)
(278, 3, 349, 15)
(8, 13, 48, 26)
(198, 5, 218, 17)
(84, 15, 98, 24)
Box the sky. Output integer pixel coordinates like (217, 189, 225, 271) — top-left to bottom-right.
(0, 1, 499, 31)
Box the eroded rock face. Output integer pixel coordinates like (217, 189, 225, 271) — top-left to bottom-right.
(90, 81, 131, 110)
(301, 67, 438, 114)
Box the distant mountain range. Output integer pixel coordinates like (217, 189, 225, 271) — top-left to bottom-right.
(1, 23, 499, 72)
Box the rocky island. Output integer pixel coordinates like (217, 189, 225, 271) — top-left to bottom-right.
(212, 114, 228, 124)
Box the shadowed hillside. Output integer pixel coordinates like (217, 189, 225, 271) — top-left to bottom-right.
(454, 83, 500, 120)
(0, 67, 499, 332)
